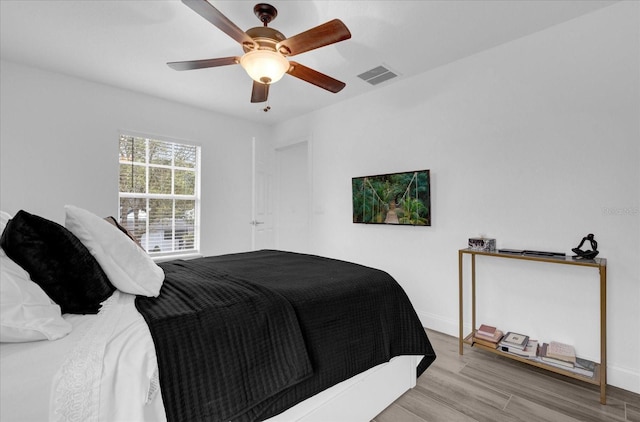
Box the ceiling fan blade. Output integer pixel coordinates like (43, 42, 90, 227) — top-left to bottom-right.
(182, 0, 256, 49)
(276, 19, 351, 57)
(167, 56, 239, 71)
(287, 61, 346, 93)
(251, 81, 269, 103)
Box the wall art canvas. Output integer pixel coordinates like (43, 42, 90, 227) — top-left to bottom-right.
(352, 169, 431, 226)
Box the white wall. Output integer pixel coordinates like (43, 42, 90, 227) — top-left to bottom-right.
(273, 2, 639, 393)
(0, 60, 268, 256)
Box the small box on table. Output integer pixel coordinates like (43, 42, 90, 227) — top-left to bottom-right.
(468, 238, 496, 252)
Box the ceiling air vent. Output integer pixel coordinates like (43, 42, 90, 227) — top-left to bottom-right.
(357, 65, 398, 86)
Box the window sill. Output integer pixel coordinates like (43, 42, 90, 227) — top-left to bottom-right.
(152, 252, 203, 263)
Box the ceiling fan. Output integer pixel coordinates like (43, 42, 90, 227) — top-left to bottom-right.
(168, 0, 352, 103)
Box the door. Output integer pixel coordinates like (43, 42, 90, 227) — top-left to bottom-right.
(276, 141, 309, 253)
(251, 137, 274, 250)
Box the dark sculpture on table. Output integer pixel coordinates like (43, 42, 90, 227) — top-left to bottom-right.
(572, 233, 599, 260)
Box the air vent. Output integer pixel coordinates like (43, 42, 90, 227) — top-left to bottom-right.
(357, 65, 398, 86)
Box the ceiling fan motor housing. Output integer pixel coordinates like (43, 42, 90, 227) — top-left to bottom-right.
(244, 27, 286, 53)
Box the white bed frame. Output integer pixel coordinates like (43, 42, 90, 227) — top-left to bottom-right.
(143, 355, 420, 422)
(267, 355, 421, 421)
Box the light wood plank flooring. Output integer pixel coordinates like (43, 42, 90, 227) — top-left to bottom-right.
(373, 329, 639, 422)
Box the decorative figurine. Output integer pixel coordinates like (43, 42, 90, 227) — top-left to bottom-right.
(572, 233, 599, 260)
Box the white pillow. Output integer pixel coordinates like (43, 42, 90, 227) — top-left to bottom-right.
(64, 205, 164, 297)
(1, 254, 72, 342)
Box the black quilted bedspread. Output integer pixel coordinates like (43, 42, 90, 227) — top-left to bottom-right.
(135, 250, 436, 422)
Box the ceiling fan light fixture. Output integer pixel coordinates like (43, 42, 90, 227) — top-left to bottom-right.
(240, 50, 289, 84)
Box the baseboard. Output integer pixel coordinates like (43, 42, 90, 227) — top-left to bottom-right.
(607, 364, 640, 395)
(416, 309, 458, 337)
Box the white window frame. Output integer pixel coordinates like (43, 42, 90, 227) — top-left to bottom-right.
(118, 131, 201, 260)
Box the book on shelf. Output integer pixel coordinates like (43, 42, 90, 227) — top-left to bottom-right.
(539, 359, 595, 378)
(496, 249, 565, 257)
(473, 336, 500, 349)
(538, 346, 596, 377)
(474, 327, 503, 342)
(547, 341, 576, 364)
(477, 324, 497, 338)
(540, 343, 574, 368)
(499, 332, 529, 350)
(573, 357, 596, 377)
(522, 250, 566, 257)
(497, 248, 523, 255)
(473, 329, 503, 349)
(501, 339, 538, 358)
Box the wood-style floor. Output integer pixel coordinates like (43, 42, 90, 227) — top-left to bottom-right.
(373, 329, 640, 422)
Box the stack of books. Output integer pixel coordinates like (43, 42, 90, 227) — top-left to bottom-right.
(539, 341, 596, 377)
(507, 339, 539, 358)
(499, 332, 538, 358)
(472, 324, 503, 349)
(499, 331, 529, 352)
(541, 341, 576, 368)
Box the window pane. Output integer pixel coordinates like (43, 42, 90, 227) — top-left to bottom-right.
(149, 140, 172, 166)
(149, 167, 171, 194)
(174, 170, 195, 195)
(144, 199, 173, 253)
(176, 200, 196, 250)
(174, 144, 197, 168)
(149, 199, 173, 223)
(119, 164, 132, 193)
(133, 138, 146, 163)
(119, 136, 132, 162)
(119, 136, 146, 163)
(119, 198, 147, 242)
(119, 164, 146, 193)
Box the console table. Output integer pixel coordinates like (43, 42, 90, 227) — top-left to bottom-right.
(458, 248, 607, 404)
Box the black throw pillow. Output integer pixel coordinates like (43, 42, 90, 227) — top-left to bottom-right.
(0, 210, 115, 314)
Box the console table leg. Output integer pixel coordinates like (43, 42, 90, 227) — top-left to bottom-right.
(458, 250, 464, 355)
(600, 264, 607, 404)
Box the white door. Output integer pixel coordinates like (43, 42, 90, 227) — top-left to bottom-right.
(251, 137, 274, 250)
(276, 141, 309, 253)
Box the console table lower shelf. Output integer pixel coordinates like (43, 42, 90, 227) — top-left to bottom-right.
(463, 333, 602, 385)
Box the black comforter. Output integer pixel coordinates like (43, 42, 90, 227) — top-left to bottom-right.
(136, 250, 436, 422)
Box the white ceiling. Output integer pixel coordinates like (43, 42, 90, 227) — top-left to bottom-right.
(0, 0, 617, 125)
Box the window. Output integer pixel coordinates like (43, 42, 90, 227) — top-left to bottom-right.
(118, 134, 200, 257)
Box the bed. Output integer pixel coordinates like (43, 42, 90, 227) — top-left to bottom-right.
(0, 207, 436, 422)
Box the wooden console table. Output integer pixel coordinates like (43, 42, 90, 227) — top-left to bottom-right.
(458, 248, 607, 404)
